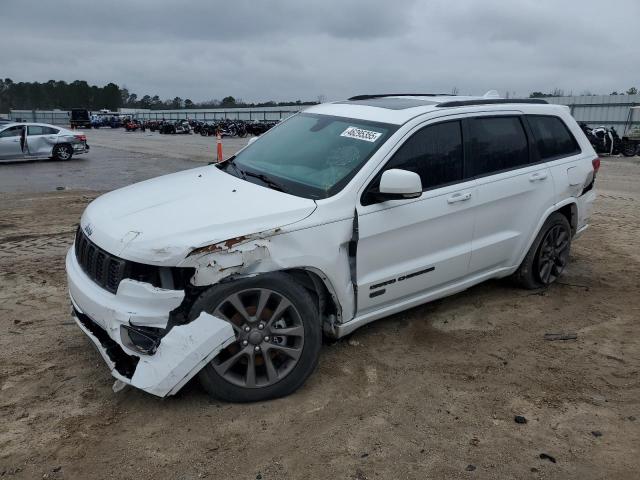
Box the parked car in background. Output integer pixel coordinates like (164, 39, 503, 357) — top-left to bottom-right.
(0, 122, 89, 162)
(67, 93, 597, 402)
(91, 112, 124, 128)
(70, 108, 92, 129)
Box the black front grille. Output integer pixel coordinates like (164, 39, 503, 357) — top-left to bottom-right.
(75, 227, 127, 294)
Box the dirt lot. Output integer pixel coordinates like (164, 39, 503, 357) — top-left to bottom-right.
(1, 134, 639, 479)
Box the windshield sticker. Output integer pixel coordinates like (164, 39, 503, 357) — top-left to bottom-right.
(340, 126, 382, 143)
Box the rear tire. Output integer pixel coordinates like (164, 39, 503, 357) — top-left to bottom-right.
(513, 212, 572, 289)
(622, 141, 637, 157)
(52, 144, 73, 161)
(191, 272, 321, 402)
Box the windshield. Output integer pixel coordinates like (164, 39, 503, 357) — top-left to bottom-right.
(221, 113, 397, 199)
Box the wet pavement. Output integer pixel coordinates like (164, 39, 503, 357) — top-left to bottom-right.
(0, 130, 248, 193)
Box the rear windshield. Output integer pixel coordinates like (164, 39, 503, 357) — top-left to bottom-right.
(223, 113, 398, 199)
(72, 109, 89, 120)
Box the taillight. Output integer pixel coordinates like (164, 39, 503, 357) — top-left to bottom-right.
(75, 134, 87, 142)
(592, 157, 601, 174)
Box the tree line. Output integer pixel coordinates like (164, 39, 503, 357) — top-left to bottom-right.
(2, 78, 638, 112)
(529, 87, 638, 98)
(0, 78, 318, 112)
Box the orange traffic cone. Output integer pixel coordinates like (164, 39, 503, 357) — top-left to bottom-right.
(216, 130, 223, 162)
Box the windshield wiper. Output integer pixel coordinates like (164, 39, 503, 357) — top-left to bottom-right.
(227, 161, 246, 180)
(243, 171, 287, 193)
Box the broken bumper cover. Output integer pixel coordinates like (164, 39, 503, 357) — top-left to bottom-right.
(66, 247, 235, 397)
(70, 141, 89, 154)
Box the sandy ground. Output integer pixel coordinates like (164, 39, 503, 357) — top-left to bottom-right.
(0, 138, 639, 479)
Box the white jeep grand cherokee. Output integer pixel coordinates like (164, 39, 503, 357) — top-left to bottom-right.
(66, 93, 598, 402)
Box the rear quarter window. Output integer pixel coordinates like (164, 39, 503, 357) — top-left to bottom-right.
(526, 115, 581, 160)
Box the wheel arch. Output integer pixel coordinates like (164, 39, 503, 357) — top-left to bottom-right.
(515, 199, 577, 270)
(556, 202, 578, 236)
(281, 267, 342, 337)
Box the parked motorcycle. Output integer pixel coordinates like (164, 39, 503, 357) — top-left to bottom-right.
(579, 123, 622, 155)
(158, 120, 191, 134)
(124, 119, 145, 132)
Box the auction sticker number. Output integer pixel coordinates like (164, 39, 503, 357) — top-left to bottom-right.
(340, 126, 382, 143)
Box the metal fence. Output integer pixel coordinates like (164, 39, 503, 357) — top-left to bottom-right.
(131, 107, 304, 122)
(8, 106, 304, 125)
(546, 94, 640, 133)
(9, 110, 72, 125)
(9, 95, 640, 132)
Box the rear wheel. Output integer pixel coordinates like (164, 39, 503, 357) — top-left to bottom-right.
(622, 140, 637, 157)
(191, 273, 321, 402)
(513, 212, 571, 289)
(52, 144, 73, 161)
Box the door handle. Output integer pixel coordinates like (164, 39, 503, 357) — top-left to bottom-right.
(529, 172, 548, 182)
(447, 192, 472, 204)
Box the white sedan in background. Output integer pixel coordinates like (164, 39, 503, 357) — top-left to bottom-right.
(0, 122, 89, 162)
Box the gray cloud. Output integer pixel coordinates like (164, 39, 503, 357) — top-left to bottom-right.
(1, 0, 638, 102)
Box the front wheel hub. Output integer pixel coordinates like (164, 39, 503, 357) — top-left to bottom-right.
(247, 329, 264, 345)
(209, 288, 305, 388)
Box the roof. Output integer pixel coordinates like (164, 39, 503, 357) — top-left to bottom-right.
(305, 93, 551, 125)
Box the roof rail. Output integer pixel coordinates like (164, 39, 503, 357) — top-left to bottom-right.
(436, 98, 548, 108)
(348, 93, 453, 101)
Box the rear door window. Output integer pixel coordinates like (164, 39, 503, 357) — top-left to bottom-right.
(527, 115, 581, 160)
(468, 116, 530, 176)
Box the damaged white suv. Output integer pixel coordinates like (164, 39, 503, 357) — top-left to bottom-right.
(66, 93, 598, 402)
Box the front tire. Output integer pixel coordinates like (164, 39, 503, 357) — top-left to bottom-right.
(513, 212, 572, 289)
(191, 272, 321, 402)
(52, 144, 73, 161)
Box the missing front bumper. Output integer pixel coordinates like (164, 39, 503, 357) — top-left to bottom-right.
(73, 306, 235, 397)
(67, 245, 235, 397)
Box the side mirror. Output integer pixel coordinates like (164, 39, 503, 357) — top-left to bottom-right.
(377, 169, 422, 200)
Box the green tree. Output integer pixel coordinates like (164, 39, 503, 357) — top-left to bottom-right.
(120, 87, 130, 107)
(150, 95, 162, 109)
(139, 95, 152, 109)
(221, 96, 236, 106)
(127, 93, 138, 106)
(627, 87, 638, 95)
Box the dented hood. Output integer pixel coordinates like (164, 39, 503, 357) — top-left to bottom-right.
(81, 165, 316, 265)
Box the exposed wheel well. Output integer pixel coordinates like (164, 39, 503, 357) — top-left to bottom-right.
(556, 203, 577, 236)
(282, 268, 339, 336)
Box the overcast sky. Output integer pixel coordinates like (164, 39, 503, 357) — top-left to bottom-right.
(2, 0, 638, 102)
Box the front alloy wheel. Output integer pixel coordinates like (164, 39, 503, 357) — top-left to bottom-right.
(191, 272, 321, 402)
(211, 288, 304, 389)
